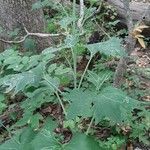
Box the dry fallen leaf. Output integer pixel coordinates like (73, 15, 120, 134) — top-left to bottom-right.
(137, 37, 146, 49)
(133, 25, 149, 33)
(131, 24, 149, 48)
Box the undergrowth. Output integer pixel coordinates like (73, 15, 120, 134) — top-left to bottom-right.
(0, 0, 149, 150)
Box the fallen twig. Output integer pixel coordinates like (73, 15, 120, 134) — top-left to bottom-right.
(0, 27, 66, 44)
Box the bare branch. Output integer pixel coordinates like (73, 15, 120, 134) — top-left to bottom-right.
(0, 34, 29, 44)
(0, 27, 66, 44)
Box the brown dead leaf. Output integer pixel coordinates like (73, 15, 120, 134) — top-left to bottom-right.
(133, 25, 149, 33)
(131, 24, 149, 48)
(137, 37, 146, 48)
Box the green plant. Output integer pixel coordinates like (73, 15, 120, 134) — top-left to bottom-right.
(0, 1, 149, 149)
(0, 39, 141, 149)
(99, 136, 125, 150)
(129, 109, 150, 145)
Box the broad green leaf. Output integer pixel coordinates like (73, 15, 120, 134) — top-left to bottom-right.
(0, 127, 36, 150)
(31, 118, 61, 150)
(65, 132, 100, 150)
(21, 87, 54, 116)
(28, 113, 43, 129)
(0, 119, 59, 150)
(0, 133, 21, 150)
(87, 70, 112, 91)
(65, 89, 96, 119)
(19, 127, 37, 146)
(2, 52, 25, 71)
(55, 65, 71, 75)
(0, 49, 17, 60)
(4, 55, 22, 66)
(14, 112, 33, 127)
(42, 53, 55, 62)
(22, 56, 30, 65)
(86, 37, 126, 57)
(25, 55, 40, 70)
(48, 63, 57, 73)
(1, 64, 44, 95)
(7, 63, 24, 71)
(43, 117, 58, 131)
(65, 87, 139, 123)
(94, 86, 139, 124)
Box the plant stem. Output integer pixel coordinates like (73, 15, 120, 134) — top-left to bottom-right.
(43, 75, 63, 94)
(72, 0, 76, 34)
(43, 75, 67, 116)
(78, 55, 93, 89)
(65, 56, 75, 81)
(86, 115, 94, 135)
(55, 91, 67, 116)
(71, 48, 77, 88)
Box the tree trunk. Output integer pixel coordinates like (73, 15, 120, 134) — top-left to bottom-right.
(0, 0, 51, 53)
(106, 0, 150, 25)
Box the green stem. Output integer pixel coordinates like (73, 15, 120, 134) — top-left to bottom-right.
(86, 115, 94, 135)
(43, 75, 67, 116)
(65, 56, 75, 80)
(72, 0, 76, 34)
(43, 75, 63, 94)
(71, 48, 77, 88)
(78, 55, 93, 89)
(55, 91, 67, 116)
